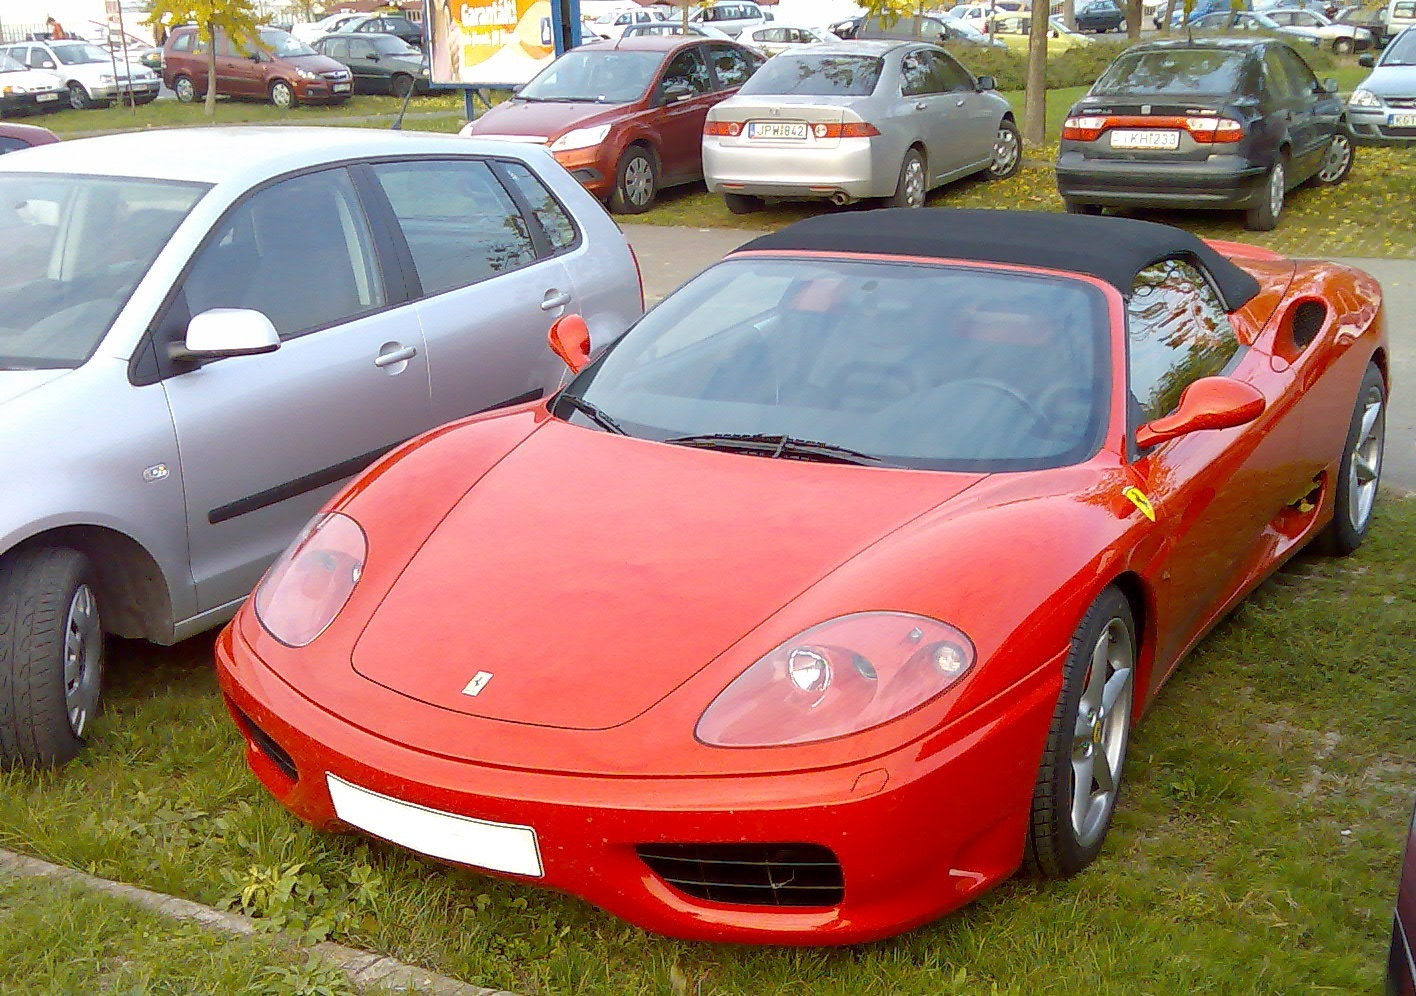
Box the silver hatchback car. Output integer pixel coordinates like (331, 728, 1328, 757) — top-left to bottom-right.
(0, 127, 642, 767)
(703, 42, 1021, 213)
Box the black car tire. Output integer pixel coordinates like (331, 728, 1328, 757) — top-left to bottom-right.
(173, 75, 199, 103)
(67, 82, 94, 110)
(1317, 362, 1385, 556)
(1024, 586, 1136, 878)
(0, 547, 104, 769)
(1064, 199, 1103, 215)
(890, 147, 928, 209)
(1333, 37, 1353, 54)
(1312, 129, 1355, 186)
(723, 192, 762, 215)
(1245, 157, 1286, 231)
(390, 72, 415, 97)
(609, 145, 658, 215)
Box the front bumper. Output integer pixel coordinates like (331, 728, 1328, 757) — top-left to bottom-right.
(1346, 105, 1416, 146)
(550, 145, 614, 199)
(91, 81, 160, 100)
(703, 137, 891, 202)
(293, 78, 353, 103)
(1056, 150, 1266, 208)
(215, 621, 1060, 944)
(0, 91, 65, 114)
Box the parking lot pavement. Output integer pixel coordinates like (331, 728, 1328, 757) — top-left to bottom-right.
(622, 226, 1414, 493)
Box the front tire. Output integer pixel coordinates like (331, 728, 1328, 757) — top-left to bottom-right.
(390, 72, 415, 97)
(67, 82, 94, 110)
(609, 145, 657, 215)
(270, 80, 296, 109)
(1025, 586, 1136, 878)
(987, 119, 1022, 180)
(173, 75, 198, 103)
(0, 548, 105, 769)
(1317, 362, 1385, 556)
(1333, 37, 1353, 54)
(1245, 157, 1286, 231)
(890, 147, 927, 209)
(1313, 130, 1354, 186)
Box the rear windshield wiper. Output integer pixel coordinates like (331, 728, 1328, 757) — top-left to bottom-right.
(556, 394, 626, 435)
(665, 432, 881, 466)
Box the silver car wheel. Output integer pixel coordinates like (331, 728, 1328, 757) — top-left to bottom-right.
(174, 76, 195, 103)
(1347, 386, 1383, 533)
(1268, 161, 1285, 221)
(990, 124, 1020, 177)
(904, 157, 926, 208)
(62, 584, 102, 738)
(1070, 618, 1133, 850)
(624, 156, 654, 207)
(271, 81, 294, 109)
(1318, 133, 1353, 184)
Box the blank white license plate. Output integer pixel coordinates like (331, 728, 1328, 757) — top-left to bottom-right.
(333, 82, 351, 92)
(1109, 128, 1181, 150)
(37, 93, 59, 102)
(327, 774, 543, 877)
(749, 121, 807, 140)
(1391, 113, 1416, 128)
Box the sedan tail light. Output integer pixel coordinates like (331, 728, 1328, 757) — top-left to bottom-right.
(1184, 116, 1244, 143)
(1062, 115, 1107, 141)
(1063, 114, 1244, 144)
(812, 122, 881, 139)
(705, 120, 743, 137)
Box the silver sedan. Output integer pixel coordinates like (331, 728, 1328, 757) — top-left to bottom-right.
(703, 41, 1020, 213)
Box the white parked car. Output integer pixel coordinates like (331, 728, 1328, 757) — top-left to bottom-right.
(689, 1, 771, 38)
(742, 23, 842, 56)
(0, 52, 66, 115)
(0, 39, 160, 109)
(590, 5, 672, 40)
(1265, 6, 1376, 51)
(290, 12, 369, 43)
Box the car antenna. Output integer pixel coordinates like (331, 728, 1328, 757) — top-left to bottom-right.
(391, 44, 426, 130)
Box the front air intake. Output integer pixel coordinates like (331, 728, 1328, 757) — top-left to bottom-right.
(637, 843, 844, 908)
(1291, 301, 1327, 349)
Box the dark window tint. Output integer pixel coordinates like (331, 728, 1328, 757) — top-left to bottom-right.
(184, 169, 384, 338)
(900, 50, 942, 96)
(171, 31, 194, 53)
(739, 53, 881, 96)
(500, 161, 576, 251)
(707, 42, 753, 88)
(1092, 48, 1248, 96)
(1276, 44, 1317, 93)
(323, 37, 349, 59)
(352, 39, 380, 58)
(1127, 259, 1240, 424)
(1384, 29, 1416, 65)
(0, 137, 25, 155)
(933, 50, 975, 92)
(1261, 46, 1302, 99)
(371, 160, 536, 296)
(661, 46, 712, 95)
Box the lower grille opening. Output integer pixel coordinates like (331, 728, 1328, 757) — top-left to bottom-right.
(236, 708, 299, 782)
(637, 843, 844, 908)
(1292, 300, 1327, 349)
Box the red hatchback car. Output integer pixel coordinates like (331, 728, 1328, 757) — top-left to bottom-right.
(462, 36, 764, 213)
(216, 210, 1389, 944)
(163, 25, 353, 108)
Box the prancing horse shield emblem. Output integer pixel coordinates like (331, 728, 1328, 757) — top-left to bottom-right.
(461, 671, 494, 697)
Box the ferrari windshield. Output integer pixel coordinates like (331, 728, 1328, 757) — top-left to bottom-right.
(556, 257, 1111, 471)
(0, 174, 206, 370)
(518, 50, 663, 103)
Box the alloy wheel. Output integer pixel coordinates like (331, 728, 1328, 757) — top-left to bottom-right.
(175, 76, 195, 102)
(990, 125, 1020, 177)
(1268, 161, 1285, 222)
(272, 82, 293, 109)
(62, 584, 102, 738)
(1318, 134, 1353, 183)
(624, 155, 654, 207)
(1070, 618, 1133, 849)
(68, 82, 87, 110)
(1347, 385, 1384, 533)
(904, 158, 925, 208)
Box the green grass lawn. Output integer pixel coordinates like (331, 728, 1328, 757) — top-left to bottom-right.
(1, 498, 1411, 995)
(0, 876, 379, 995)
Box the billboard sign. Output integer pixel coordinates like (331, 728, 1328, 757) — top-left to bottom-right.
(427, 0, 560, 88)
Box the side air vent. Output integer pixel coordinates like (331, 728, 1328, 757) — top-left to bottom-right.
(235, 707, 299, 782)
(637, 843, 844, 908)
(1292, 300, 1327, 350)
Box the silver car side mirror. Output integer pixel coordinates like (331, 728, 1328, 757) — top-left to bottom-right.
(172, 308, 281, 362)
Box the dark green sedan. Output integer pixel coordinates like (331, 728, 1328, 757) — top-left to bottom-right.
(313, 33, 429, 97)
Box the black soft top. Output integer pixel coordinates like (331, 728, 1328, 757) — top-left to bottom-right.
(736, 209, 1262, 312)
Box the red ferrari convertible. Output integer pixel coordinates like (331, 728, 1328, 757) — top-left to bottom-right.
(216, 210, 1389, 944)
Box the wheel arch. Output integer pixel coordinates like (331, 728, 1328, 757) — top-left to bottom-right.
(1106, 570, 1155, 705)
(6, 525, 175, 644)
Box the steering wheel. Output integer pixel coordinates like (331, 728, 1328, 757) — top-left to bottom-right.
(947, 377, 1047, 424)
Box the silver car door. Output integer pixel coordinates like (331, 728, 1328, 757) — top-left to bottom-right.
(936, 50, 999, 171)
(902, 49, 966, 180)
(158, 166, 433, 613)
(364, 158, 572, 426)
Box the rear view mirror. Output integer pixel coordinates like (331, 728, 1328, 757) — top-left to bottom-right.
(548, 314, 591, 372)
(1358, 53, 1375, 67)
(1135, 376, 1264, 448)
(171, 308, 281, 362)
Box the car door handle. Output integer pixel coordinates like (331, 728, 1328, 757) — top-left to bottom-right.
(373, 344, 417, 368)
(540, 288, 573, 311)
(956, 97, 966, 107)
(915, 101, 928, 111)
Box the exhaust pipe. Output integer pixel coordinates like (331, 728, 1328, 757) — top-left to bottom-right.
(830, 191, 852, 206)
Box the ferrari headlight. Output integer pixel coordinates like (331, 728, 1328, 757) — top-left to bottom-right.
(253, 513, 366, 647)
(1349, 88, 1382, 108)
(550, 123, 611, 152)
(696, 612, 975, 747)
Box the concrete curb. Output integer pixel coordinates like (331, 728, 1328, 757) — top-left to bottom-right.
(0, 848, 516, 995)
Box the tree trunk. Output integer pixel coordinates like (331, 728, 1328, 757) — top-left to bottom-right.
(1126, 0, 1142, 37)
(1064, 0, 1076, 29)
(682, 0, 689, 28)
(1023, 0, 1049, 145)
(1160, 0, 1179, 32)
(204, 21, 217, 117)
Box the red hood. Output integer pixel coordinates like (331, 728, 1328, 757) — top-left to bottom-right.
(351, 420, 983, 731)
(467, 98, 632, 140)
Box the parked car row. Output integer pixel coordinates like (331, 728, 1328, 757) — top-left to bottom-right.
(0, 38, 160, 112)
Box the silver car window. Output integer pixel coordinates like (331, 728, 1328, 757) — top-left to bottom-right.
(499, 161, 578, 252)
(182, 169, 384, 339)
(0, 174, 206, 370)
(900, 50, 944, 97)
(371, 159, 537, 296)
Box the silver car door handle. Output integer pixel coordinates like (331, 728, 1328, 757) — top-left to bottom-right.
(540, 288, 573, 311)
(374, 345, 417, 368)
(956, 97, 966, 107)
(915, 101, 928, 111)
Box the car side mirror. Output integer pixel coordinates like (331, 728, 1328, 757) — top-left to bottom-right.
(548, 314, 591, 372)
(1322, 77, 1338, 93)
(661, 82, 695, 104)
(1358, 53, 1375, 67)
(976, 74, 997, 91)
(170, 308, 281, 363)
(41, 60, 55, 68)
(1135, 377, 1265, 449)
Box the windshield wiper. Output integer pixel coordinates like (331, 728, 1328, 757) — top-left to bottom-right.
(557, 394, 626, 435)
(664, 433, 881, 466)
